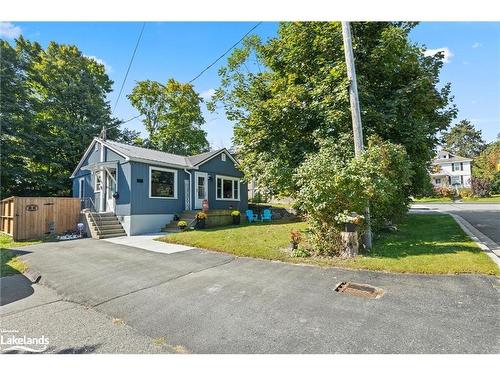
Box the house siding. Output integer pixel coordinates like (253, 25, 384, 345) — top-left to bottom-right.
(196, 154, 248, 211)
(129, 161, 186, 215)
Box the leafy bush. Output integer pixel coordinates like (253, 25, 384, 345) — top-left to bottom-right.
(434, 185, 455, 198)
(458, 188, 473, 198)
(177, 220, 188, 228)
(294, 135, 412, 256)
(491, 172, 500, 194)
(470, 177, 491, 197)
(231, 210, 241, 217)
(291, 247, 310, 258)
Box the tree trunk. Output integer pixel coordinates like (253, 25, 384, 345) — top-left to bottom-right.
(340, 231, 359, 258)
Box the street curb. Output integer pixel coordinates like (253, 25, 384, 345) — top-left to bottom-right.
(449, 213, 500, 268)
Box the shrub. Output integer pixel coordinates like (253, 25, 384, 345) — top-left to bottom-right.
(290, 230, 302, 246)
(177, 220, 187, 228)
(291, 247, 310, 258)
(434, 185, 455, 198)
(294, 135, 412, 255)
(458, 187, 473, 198)
(491, 172, 500, 194)
(470, 177, 491, 197)
(231, 210, 241, 217)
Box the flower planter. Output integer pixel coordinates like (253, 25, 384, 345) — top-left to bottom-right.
(232, 215, 241, 225)
(344, 223, 358, 232)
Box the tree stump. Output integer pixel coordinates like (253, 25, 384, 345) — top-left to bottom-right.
(340, 231, 359, 258)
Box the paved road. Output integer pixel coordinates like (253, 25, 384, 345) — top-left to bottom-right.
(2, 239, 498, 354)
(0, 274, 173, 353)
(411, 203, 500, 244)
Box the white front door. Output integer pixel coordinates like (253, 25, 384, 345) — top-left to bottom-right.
(105, 169, 116, 212)
(194, 172, 208, 209)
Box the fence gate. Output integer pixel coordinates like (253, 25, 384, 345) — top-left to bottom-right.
(0, 197, 81, 241)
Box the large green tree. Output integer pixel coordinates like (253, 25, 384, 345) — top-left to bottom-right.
(1, 37, 133, 198)
(442, 119, 486, 158)
(127, 79, 209, 155)
(210, 22, 456, 196)
(472, 140, 500, 193)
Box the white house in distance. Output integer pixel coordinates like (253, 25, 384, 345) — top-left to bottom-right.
(430, 150, 472, 188)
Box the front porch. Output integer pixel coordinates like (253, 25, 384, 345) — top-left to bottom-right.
(162, 209, 246, 233)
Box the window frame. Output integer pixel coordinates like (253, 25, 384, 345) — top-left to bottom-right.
(94, 171, 102, 193)
(215, 175, 240, 201)
(149, 166, 178, 200)
(221, 153, 226, 162)
(79, 178, 85, 198)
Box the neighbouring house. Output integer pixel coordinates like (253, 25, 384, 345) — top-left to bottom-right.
(70, 137, 248, 236)
(430, 150, 472, 188)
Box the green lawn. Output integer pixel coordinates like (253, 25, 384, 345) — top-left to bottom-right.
(160, 215, 499, 275)
(0, 233, 40, 277)
(413, 195, 500, 203)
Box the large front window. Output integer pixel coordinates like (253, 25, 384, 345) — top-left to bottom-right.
(149, 167, 177, 199)
(216, 175, 239, 201)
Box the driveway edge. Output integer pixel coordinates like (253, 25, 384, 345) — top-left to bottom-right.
(449, 213, 500, 268)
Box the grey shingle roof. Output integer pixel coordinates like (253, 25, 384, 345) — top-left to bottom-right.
(186, 149, 220, 166)
(434, 154, 472, 163)
(105, 140, 223, 168)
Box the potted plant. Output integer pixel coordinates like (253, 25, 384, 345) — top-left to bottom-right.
(289, 229, 302, 250)
(177, 220, 187, 230)
(195, 212, 207, 229)
(231, 210, 241, 225)
(334, 211, 364, 232)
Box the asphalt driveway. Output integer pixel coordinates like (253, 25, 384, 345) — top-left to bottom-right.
(4, 238, 499, 354)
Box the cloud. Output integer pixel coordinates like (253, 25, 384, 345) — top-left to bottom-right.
(471, 42, 482, 49)
(0, 22, 21, 39)
(84, 55, 112, 73)
(200, 88, 216, 100)
(424, 47, 454, 63)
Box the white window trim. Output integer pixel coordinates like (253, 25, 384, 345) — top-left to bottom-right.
(215, 174, 240, 201)
(149, 166, 178, 200)
(79, 178, 85, 198)
(94, 171, 102, 193)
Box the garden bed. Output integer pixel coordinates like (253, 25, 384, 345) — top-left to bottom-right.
(159, 214, 499, 275)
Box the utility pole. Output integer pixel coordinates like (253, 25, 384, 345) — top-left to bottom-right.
(341, 21, 372, 250)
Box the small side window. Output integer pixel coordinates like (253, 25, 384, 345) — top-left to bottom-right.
(221, 153, 226, 162)
(94, 143, 99, 152)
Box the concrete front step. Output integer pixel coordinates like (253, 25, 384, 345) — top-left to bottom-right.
(92, 223, 123, 230)
(97, 232, 127, 239)
(91, 216, 120, 222)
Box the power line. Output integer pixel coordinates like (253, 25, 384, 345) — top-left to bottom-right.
(188, 22, 262, 84)
(112, 22, 146, 114)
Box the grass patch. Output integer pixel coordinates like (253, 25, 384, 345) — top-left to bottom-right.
(0, 233, 40, 277)
(160, 215, 499, 275)
(413, 195, 500, 203)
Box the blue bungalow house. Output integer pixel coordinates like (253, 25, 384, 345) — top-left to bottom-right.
(70, 137, 248, 236)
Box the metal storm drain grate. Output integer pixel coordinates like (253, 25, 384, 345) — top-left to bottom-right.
(334, 282, 384, 299)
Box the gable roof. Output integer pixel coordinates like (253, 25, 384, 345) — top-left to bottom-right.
(105, 140, 192, 167)
(434, 151, 473, 163)
(71, 138, 238, 178)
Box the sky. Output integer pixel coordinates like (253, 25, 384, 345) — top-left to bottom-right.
(2, 21, 499, 147)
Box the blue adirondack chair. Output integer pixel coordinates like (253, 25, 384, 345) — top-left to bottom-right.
(261, 209, 272, 222)
(245, 209, 258, 223)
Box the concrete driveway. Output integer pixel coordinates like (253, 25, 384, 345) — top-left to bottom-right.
(3, 238, 499, 354)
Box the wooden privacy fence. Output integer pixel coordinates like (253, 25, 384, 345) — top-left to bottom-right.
(0, 197, 81, 241)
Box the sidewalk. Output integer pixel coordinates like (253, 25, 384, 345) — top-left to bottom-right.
(103, 233, 194, 254)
